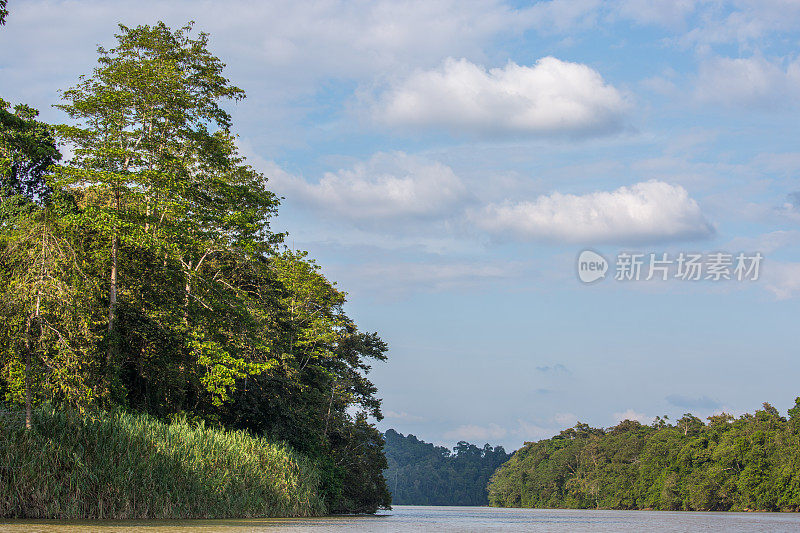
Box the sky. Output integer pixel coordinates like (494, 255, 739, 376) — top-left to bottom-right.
(3, 0, 800, 450)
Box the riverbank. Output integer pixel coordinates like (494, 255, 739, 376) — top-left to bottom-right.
(0, 408, 325, 519)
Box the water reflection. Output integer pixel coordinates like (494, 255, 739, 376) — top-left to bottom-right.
(2, 506, 800, 533)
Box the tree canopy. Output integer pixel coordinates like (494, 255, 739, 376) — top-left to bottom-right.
(383, 429, 511, 506)
(488, 400, 800, 512)
(0, 21, 390, 514)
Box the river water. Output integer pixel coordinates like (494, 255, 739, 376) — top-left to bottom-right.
(2, 505, 800, 532)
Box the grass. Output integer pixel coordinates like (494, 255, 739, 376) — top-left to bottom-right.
(0, 407, 326, 519)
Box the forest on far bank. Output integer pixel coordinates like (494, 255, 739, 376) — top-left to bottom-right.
(489, 399, 800, 512)
(383, 429, 510, 506)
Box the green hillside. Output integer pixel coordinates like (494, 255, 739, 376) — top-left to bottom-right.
(489, 399, 800, 512)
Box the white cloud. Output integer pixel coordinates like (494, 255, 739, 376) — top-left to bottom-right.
(512, 419, 558, 442)
(615, 0, 698, 28)
(764, 261, 800, 299)
(681, 0, 800, 47)
(373, 57, 628, 137)
(554, 412, 578, 426)
(384, 410, 425, 422)
(695, 55, 800, 108)
(0, 0, 603, 130)
(727, 230, 800, 254)
(333, 259, 526, 300)
(613, 409, 654, 425)
(444, 423, 507, 442)
(475, 180, 714, 244)
(267, 152, 468, 221)
(520, 0, 601, 33)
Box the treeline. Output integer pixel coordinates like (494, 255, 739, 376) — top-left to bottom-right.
(488, 400, 800, 512)
(383, 429, 510, 505)
(0, 19, 390, 516)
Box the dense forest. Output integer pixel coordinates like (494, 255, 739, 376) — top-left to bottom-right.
(383, 429, 510, 505)
(488, 400, 800, 512)
(0, 14, 390, 516)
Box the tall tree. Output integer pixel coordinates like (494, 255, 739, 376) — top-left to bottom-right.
(0, 99, 69, 427)
(0, 195, 100, 426)
(56, 22, 246, 397)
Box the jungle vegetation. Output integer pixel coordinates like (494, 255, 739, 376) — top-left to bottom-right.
(383, 429, 511, 506)
(488, 400, 800, 512)
(0, 17, 390, 517)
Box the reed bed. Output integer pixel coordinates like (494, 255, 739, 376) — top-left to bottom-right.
(0, 407, 326, 518)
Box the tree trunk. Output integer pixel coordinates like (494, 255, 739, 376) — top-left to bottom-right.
(24, 312, 32, 429)
(183, 262, 191, 326)
(23, 289, 42, 429)
(107, 231, 118, 366)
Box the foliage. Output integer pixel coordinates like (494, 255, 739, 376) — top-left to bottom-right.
(384, 429, 511, 506)
(487, 400, 800, 512)
(0, 97, 61, 203)
(0, 406, 324, 518)
(0, 20, 390, 516)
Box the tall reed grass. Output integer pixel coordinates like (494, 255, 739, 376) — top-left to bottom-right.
(0, 407, 326, 518)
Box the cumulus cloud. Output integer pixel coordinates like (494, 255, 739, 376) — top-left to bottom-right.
(373, 57, 628, 137)
(695, 56, 800, 108)
(613, 409, 654, 425)
(267, 152, 468, 221)
(475, 180, 714, 244)
(0, 0, 604, 127)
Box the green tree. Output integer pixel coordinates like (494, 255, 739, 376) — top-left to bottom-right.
(488, 399, 800, 512)
(56, 22, 245, 393)
(0, 195, 100, 425)
(0, 20, 393, 515)
(384, 429, 511, 506)
(0, 98, 61, 203)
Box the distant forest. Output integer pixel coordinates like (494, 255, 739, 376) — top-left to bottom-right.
(489, 399, 800, 512)
(383, 429, 510, 506)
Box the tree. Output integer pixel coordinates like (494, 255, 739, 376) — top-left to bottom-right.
(0, 99, 76, 427)
(1, 20, 393, 514)
(0, 195, 100, 426)
(56, 21, 249, 399)
(1, 98, 61, 203)
(677, 413, 704, 436)
(384, 429, 511, 506)
(488, 399, 800, 512)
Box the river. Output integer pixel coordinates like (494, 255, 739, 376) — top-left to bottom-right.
(2, 505, 800, 532)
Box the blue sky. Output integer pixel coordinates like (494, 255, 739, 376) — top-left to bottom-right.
(3, 0, 800, 449)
